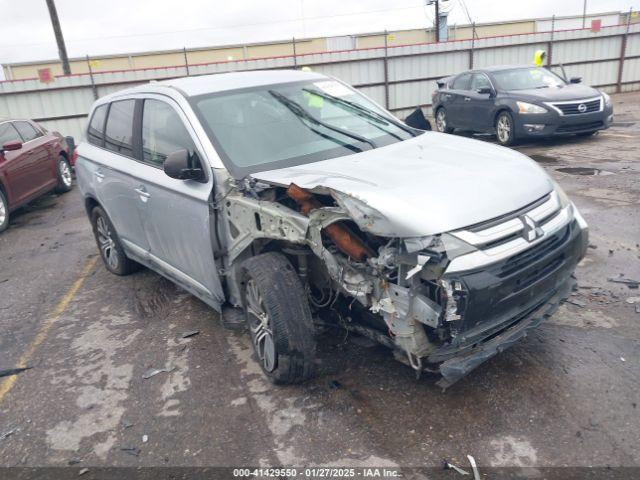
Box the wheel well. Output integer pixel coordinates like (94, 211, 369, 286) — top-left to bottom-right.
(494, 108, 512, 125)
(84, 196, 100, 218)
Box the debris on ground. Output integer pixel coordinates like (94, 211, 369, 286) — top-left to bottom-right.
(625, 296, 640, 304)
(0, 428, 18, 440)
(566, 298, 586, 308)
(120, 446, 141, 457)
(122, 421, 134, 428)
(621, 357, 626, 362)
(0, 366, 32, 378)
(68, 459, 81, 466)
(142, 435, 148, 443)
(467, 455, 481, 480)
(443, 460, 469, 475)
(608, 276, 640, 289)
(181, 330, 200, 339)
(142, 367, 174, 379)
(78, 468, 89, 476)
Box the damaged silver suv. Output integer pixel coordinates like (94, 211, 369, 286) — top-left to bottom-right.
(77, 70, 588, 388)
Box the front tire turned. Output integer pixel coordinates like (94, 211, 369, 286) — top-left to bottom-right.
(241, 252, 316, 384)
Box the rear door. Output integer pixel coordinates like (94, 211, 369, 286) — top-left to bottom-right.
(0, 122, 32, 206)
(445, 73, 472, 128)
(12, 121, 55, 192)
(465, 73, 496, 132)
(95, 99, 150, 258)
(132, 95, 223, 309)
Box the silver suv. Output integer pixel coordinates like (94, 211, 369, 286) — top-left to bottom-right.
(77, 70, 588, 388)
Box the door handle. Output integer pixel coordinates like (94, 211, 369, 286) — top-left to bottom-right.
(94, 170, 105, 182)
(134, 186, 151, 201)
(464, 97, 471, 102)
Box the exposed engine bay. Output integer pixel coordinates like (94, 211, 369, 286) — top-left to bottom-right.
(217, 172, 587, 388)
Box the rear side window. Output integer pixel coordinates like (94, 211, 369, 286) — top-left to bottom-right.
(142, 99, 196, 167)
(452, 73, 471, 90)
(87, 104, 108, 146)
(104, 100, 136, 156)
(0, 123, 21, 145)
(13, 121, 42, 142)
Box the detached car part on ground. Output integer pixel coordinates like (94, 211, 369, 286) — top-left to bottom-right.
(432, 65, 614, 146)
(77, 70, 589, 388)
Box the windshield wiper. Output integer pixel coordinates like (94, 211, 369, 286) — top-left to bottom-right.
(302, 88, 418, 137)
(269, 90, 377, 149)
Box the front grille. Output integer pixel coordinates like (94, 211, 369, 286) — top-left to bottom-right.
(552, 98, 601, 115)
(498, 224, 571, 278)
(556, 121, 603, 133)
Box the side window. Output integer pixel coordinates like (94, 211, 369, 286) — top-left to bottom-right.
(104, 100, 136, 156)
(13, 121, 42, 142)
(452, 73, 471, 90)
(470, 74, 491, 91)
(142, 99, 197, 167)
(87, 104, 108, 146)
(0, 123, 21, 145)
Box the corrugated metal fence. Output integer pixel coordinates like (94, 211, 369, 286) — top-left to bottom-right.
(2, 21, 639, 140)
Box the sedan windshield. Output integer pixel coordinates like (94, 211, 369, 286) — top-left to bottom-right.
(492, 67, 566, 91)
(191, 79, 416, 177)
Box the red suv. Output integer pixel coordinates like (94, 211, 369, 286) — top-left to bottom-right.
(0, 118, 75, 232)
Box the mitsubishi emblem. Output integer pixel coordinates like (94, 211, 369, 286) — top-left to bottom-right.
(520, 215, 542, 242)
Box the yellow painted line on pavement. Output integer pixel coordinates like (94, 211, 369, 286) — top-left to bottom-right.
(0, 256, 98, 404)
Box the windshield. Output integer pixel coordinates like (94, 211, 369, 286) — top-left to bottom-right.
(492, 67, 566, 91)
(191, 79, 416, 178)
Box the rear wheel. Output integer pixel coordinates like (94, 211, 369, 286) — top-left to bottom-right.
(241, 252, 316, 384)
(0, 189, 9, 233)
(90, 206, 140, 275)
(435, 108, 454, 133)
(495, 111, 516, 146)
(55, 155, 73, 193)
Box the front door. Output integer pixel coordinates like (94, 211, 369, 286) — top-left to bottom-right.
(134, 96, 223, 309)
(447, 73, 472, 129)
(12, 121, 54, 191)
(465, 74, 495, 132)
(0, 122, 32, 206)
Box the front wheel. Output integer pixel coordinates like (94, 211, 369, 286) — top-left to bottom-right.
(435, 108, 454, 133)
(55, 155, 73, 193)
(241, 252, 316, 384)
(495, 111, 516, 146)
(0, 189, 9, 233)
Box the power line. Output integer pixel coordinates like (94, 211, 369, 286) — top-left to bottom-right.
(1, 3, 428, 49)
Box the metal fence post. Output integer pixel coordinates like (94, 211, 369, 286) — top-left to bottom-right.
(383, 30, 390, 110)
(469, 23, 476, 69)
(548, 15, 555, 66)
(183, 47, 190, 76)
(617, 8, 633, 93)
(86, 55, 98, 100)
(292, 37, 298, 68)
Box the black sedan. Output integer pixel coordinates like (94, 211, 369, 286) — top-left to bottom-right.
(431, 65, 614, 146)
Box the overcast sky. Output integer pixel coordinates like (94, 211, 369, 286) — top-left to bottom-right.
(1, 0, 638, 69)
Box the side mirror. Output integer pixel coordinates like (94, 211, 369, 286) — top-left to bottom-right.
(569, 77, 582, 84)
(477, 87, 494, 95)
(164, 149, 204, 181)
(2, 140, 23, 152)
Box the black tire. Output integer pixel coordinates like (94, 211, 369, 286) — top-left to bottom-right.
(241, 252, 316, 384)
(90, 206, 140, 276)
(435, 107, 454, 134)
(0, 189, 9, 233)
(495, 111, 516, 146)
(54, 155, 73, 193)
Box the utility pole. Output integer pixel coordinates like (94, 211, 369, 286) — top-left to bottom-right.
(582, 0, 588, 28)
(45, 0, 71, 75)
(427, 0, 448, 42)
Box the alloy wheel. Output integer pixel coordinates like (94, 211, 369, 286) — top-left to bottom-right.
(96, 215, 119, 270)
(497, 115, 511, 143)
(245, 278, 276, 372)
(0, 195, 6, 227)
(436, 110, 447, 132)
(59, 160, 72, 187)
